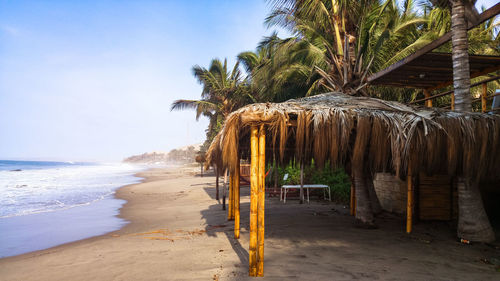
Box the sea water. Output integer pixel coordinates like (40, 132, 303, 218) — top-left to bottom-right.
(0, 160, 144, 257)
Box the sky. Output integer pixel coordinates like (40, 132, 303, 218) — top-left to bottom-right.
(0, 0, 497, 161)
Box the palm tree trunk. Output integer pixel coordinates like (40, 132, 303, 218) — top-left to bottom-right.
(353, 168, 375, 227)
(450, 0, 472, 112)
(366, 173, 382, 215)
(457, 176, 495, 242)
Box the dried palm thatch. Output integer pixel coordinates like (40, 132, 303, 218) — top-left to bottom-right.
(205, 92, 500, 181)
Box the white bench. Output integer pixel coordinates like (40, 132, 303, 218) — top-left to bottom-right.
(280, 174, 331, 203)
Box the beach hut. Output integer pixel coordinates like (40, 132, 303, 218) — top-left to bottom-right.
(205, 92, 500, 276)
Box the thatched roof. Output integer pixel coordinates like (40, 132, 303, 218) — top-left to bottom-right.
(206, 92, 500, 181)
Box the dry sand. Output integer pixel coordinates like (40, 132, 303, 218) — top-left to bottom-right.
(0, 165, 499, 280)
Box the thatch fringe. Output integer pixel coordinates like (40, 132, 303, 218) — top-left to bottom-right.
(206, 92, 500, 181)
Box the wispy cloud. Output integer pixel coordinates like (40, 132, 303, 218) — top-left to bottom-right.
(0, 25, 20, 36)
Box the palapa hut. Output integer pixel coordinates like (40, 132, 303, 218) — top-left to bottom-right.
(205, 92, 500, 277)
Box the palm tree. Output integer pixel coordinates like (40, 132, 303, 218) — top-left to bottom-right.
(449, 0, 474, 112)
(265, 0, 427, 97)
(171, 58, 251, 146)
(238, 33, 312, 103)
(427, 0, 495, 243)
(172, 58, 252, 207)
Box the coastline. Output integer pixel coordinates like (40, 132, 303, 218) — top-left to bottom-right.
(0, 163, 145, 258)
(1, 164, 499, 280)
(0, 165, 164, 259)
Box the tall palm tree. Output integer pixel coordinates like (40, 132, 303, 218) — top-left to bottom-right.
(238, 33, 313, 103)
(449, 0, 474, 112)
(427, 0, 495, 243)
(171, 58, 251, 146)
(265, 0, 427, 96)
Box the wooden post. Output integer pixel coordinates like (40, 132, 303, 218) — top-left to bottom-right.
(451, 93, 455, 110)
(222, 169, 228, 210)
(249, 126, 258, 276)
(234, 159, 240, 239)
(406, 164, 413, 234)
(481, 83, 487, 113)
(228, 171, 233, 220)
(215, 166, 219, 201)
(350, 182, 356, 216)
(424, 89, 433, 107)
(257, 125, 266, 277)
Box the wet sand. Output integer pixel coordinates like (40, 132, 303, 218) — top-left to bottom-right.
(0, 165, 499, 280)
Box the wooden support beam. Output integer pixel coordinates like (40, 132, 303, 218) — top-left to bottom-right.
(228, 172, 233, 221)
(234, 160, 240, 239)
(424, 89, 433, 107)
(409, 75, 500, 105)
(406, 165, 414, 234)
(481, 83, 488, 113)
(249, 126, 258, 276)
(257, 125, 266, 277)
(426, 67, 500, 92)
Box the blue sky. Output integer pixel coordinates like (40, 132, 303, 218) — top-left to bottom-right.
(0, 0, 497, 161)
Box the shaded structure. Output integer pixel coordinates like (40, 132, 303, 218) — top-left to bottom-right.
(206, 92, 500, 276)
(367, 3, 500, 111)
(368, 52, 500, 90)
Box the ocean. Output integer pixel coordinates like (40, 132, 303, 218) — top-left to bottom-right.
(0, 160, 144, 257)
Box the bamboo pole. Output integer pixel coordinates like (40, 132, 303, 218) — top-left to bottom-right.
(406, 164, 413, 234)
(249, 126, 258, 276)
(228, 171, 233, 220)
(257, 125, 266, 277)
(451, 93, 455, 111)
(222, 169, 227, 210)
(234, 159, 240, 239)
(424, 89, 433, 107)
(481, 83, 487, 113)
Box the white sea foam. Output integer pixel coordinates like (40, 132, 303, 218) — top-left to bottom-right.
(0, 162, 143, 218)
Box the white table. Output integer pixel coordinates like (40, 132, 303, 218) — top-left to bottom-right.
(280, 184, 331, 203)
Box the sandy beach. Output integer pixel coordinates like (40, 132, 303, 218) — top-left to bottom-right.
(0, 165, 499, 280)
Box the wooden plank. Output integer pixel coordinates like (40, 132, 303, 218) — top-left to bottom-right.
(257, 125, 266, 277)
(249, 126, 258, 276)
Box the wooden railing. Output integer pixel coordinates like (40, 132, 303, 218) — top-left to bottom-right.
(409, 75, 500, 112)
